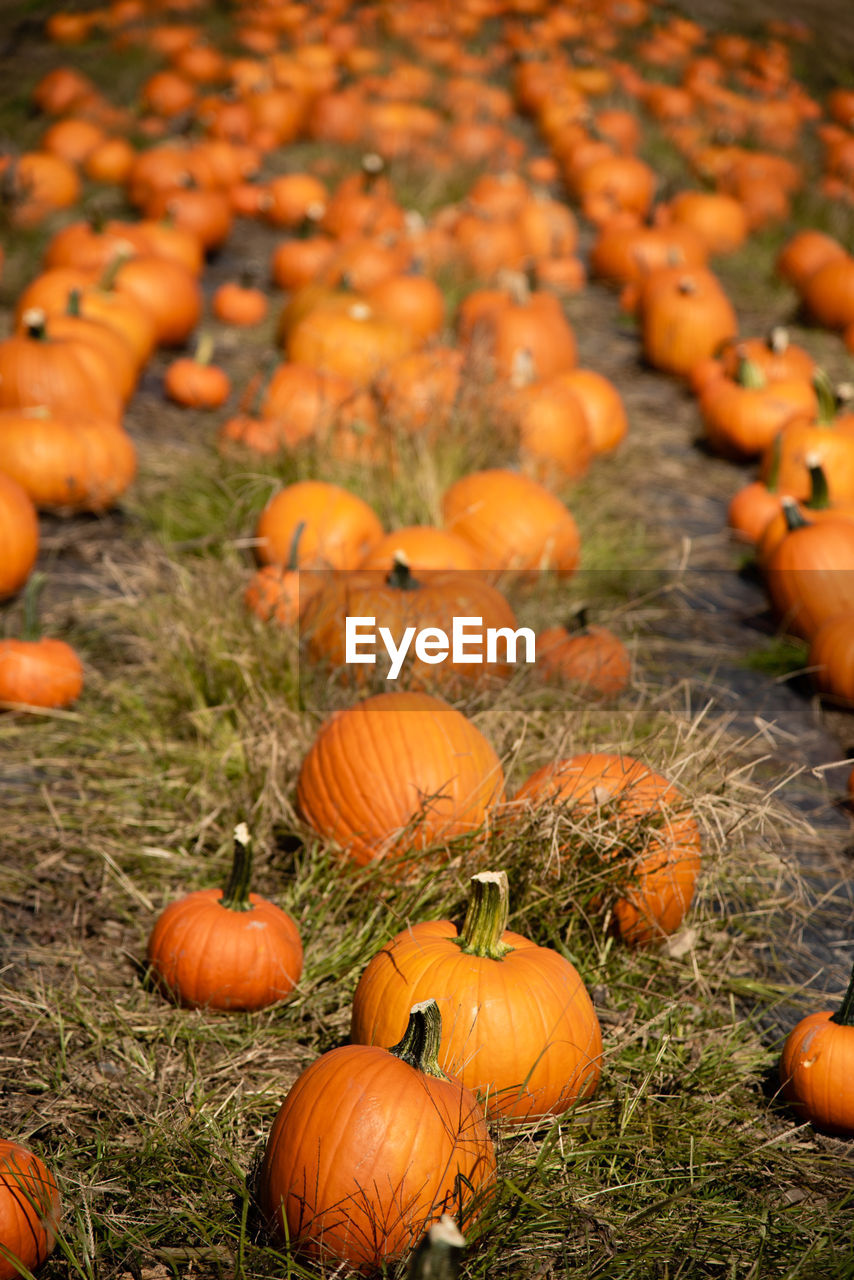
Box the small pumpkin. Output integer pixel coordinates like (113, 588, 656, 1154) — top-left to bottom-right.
(351, 870, 603, 1121)
(254, 480, 384, 571)
(0, 1139, 61, 1280)
(146, 823, 303, 1011)
(0, 575, 83, 710)
(257, 999, 496, 1272)
(163, 332, 231, 409)
(537, 616, 631, 696)
(779, 958, 854, 1135)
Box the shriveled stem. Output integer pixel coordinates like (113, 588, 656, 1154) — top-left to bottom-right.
(388, 1000, 447, 1078)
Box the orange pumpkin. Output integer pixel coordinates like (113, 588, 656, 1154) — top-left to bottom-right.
(351, 870, 603, 1121)
(0, 472, 39, 599)
(295, 690, 505, 867)
(0, 1139, 61, 1280)
(513, 753, 701, 946)
(779, 959, 854, 1135)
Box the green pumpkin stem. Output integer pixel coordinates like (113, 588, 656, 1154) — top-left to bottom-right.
(194, 331, 215, 366)
(220, 823, 254, 912)
(388, 1000, 447, 1078)
(812, 368, 838, 426)
(386, 554, 420, 591)
(456, 870, 513, 960)
(286, 520, 306, 572)
(737, 357, 767, 390)
(780, 496, 810, 533)
(21, 572, 46, 642)
(805, 453, 831, 510)
(830, 960, 854, 1027)
(67, 289, 82, 318)
(764, 431, 782, 493)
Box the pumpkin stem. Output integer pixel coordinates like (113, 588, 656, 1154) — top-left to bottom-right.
(388, 1000, 448, 1078)
(67, 288, 82, 318)
(456, 871, 513, 960)
(780, 495, 810, 532)
(386, 554, 421, 591)
(737, 357, 767, 390)
(194, 330, 215, 366)
(830, 959, 854, 1027)
(407, 1215, 466, 1280)
(21, 572, 46, 642)
(768, 325, 790, 354)
(21, 308, 48, 341)
(286, 520, 306, 572)
(812, 368, 837, 425)
(565, 607, 590, 633)
(220, 822, 254, 912)
(805, 452, 831, 510)
(764, 430, 782, 493)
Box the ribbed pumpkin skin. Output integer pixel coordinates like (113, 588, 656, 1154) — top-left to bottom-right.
(296, 691, 505, 866)
(146, 889, 303, 1010)
(779, 1013, 854, 1135)
(0, 472, 38, 599)
(514, 753, 701, 946)
(808, 613, 854, 704)
(350, 923, 602, 1120)
(0, 1139, 61, 1280)
(255, 480, 384, 571)
(764, 518, 854, 640)
(257, 1042, 495, 1270)
(0, 412, 137, 513)
(0, 638, 83, 708)
(442, 469, 580, 578)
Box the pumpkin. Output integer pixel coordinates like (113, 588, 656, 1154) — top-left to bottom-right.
(0, 309, 123, 425)
(351, 870, 602, 1121)
(698, 358, 817, 459)
(0, 409, 136, 514)
(779, 959, 854, 1135)
(358, 526, 483, 572)
(299, 555, 521, 692)
(537, 618, 631, 696)
(211, 279, 269, 326)
(111, 254, 203, 347)
(295, 690, 505, 867)
(442, 468, 580, 579)
(763, 500, 854, 640)
(510, 377, 594, 483)
(0, 1139, 61, 1280)
(638, 266, 738, 379)
(0, 636, 83, 709)
(163, 333, 231, 409)
(146, 824, 303, 1011)
(513, 753, 701, 946)
(654, 190, 749, 256)
(776, 229, 847, 293)
(808, 612, 854, 706)
(257, 1000, 496, 1272)
(0, 473, 39, 600)
(254, 480, 384, 571)
(244, 521, 319, 627)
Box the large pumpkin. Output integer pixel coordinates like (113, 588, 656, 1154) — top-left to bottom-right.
(513, 753, 701, 946)
(351, 870, 603, 1120)
(295, 690, 505, 867)
(0, 1139, 61, 1280)
(257, 1000, 496, 1272)
(442, 468, 580, 578)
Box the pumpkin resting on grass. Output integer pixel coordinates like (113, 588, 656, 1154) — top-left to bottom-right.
(295, 690, 504, 868)
(351, 870, 603, 1120)
(258, 999, 496, 1272)
(0, 1139, 61, 1280)
(513, 753, 701, 946)
(146, 824, 303, 1010)
(779, 957, 854, 1135)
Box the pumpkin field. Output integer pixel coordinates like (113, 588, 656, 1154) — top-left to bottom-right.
(2, 0, 854, 1276)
